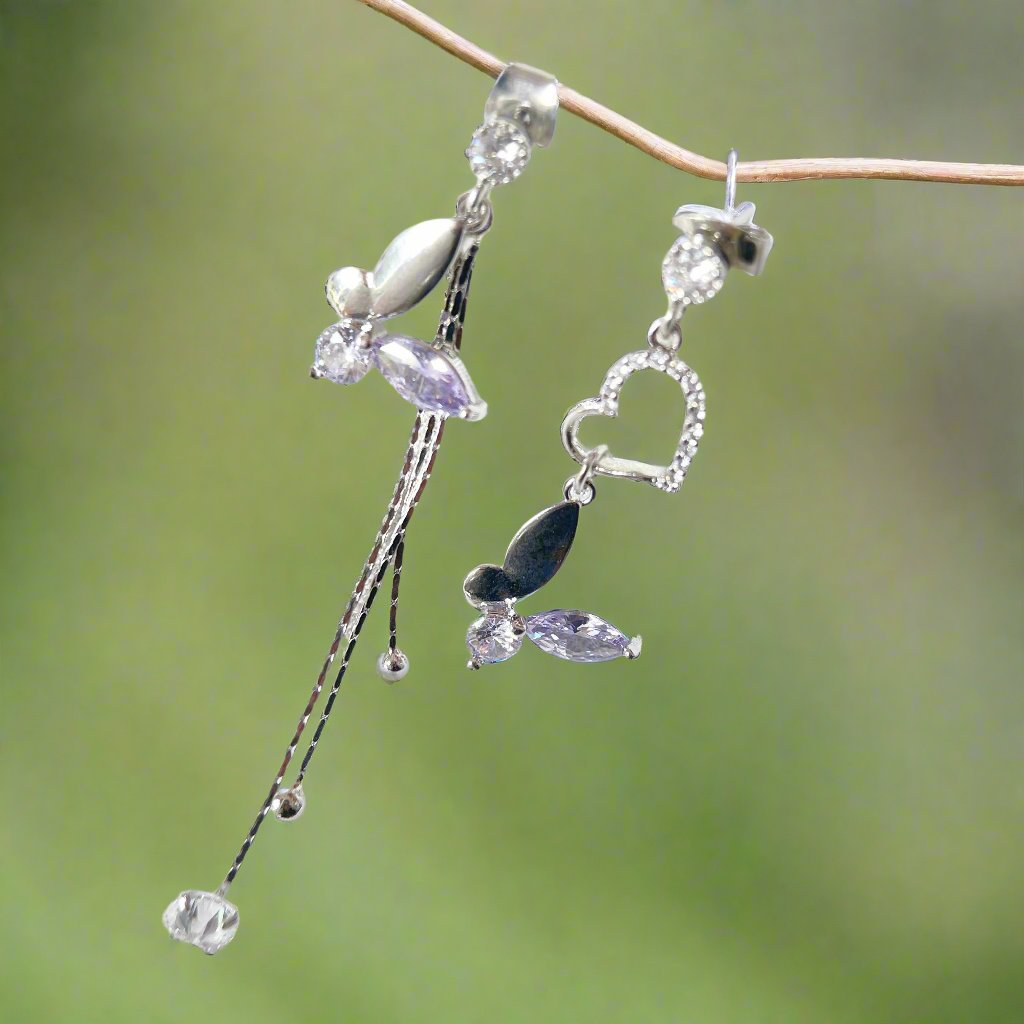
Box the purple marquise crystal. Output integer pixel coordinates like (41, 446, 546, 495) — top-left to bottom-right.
(373, 334, 487, 420)
(525, 610, 638, 663)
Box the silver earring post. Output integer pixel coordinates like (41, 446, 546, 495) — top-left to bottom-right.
(724, 147, 738, 213)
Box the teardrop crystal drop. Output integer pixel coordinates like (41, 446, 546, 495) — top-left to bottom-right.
(525, 610, 636, 663)
(373, 334, 486, 420)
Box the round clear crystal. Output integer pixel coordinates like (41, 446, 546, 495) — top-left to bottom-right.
(466, 120, 532, 185)
(163, 890, 239, 955)
(466, 612, 525, 665)
(312, 321, 373, 385)
(661, 234, 727, 305)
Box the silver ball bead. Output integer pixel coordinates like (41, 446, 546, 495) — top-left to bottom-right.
(377, 648, 409, 683)
(272, 784, 306, 822)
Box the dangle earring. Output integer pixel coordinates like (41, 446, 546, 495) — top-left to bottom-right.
(463, 150, 772, 667)
(163, 64, 559, 954)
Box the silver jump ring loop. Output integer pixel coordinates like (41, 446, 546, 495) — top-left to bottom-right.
(563, 444, 607, 505)
(724, 149, 738, 213)
(647, 315, 682, 353)
(456, 188, 494, 235)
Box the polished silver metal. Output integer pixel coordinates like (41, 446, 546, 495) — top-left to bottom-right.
(724, 148, 738, 213)
(455, 188, 494, 236)
(669, 148, 773, 277)
(325, 265, 374, 320)
(560, 347, 705, 494)
(562, 476, 595, 505)
(648, 312, 683, 353)
(463, 501, 581, 607)
(563, 444, 606, 504)
(376, 648, 410, 683)
(271, 784, 306, 822)
(671, 206, 772, 278)
(484, 62, 559, 148)
(368, 218, 467, 319)
(325, 218, 466, 322)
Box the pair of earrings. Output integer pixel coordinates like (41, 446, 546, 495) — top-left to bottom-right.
(164, 63, 772, 954)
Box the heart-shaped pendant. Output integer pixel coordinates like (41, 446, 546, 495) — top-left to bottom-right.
(560, 347, 705, 494)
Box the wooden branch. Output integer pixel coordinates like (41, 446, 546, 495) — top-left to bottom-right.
(356, 0, 1024, 187)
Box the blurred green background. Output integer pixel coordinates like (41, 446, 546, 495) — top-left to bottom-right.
(2, 1, 1023, 1021)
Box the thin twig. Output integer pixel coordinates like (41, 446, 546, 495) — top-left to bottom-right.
(356, 0, 1024, 187)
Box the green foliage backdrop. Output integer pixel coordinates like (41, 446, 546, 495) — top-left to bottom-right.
(2, 2, 1022, 1021)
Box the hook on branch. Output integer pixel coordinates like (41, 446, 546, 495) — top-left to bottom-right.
(357, 0, 1024, 187)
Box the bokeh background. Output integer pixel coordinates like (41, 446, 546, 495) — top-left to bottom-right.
(2, 2, 1023, 1021)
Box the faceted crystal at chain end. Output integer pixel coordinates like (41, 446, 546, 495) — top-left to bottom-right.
(525, 610, 635, 663)
(312, 321, 373, 385)
(163, 890, 239, 955)
(466, 120, 532, 185)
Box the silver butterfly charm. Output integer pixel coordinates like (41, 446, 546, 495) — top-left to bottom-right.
(463, 500, 640, 668)
(310, 218, 487, 421)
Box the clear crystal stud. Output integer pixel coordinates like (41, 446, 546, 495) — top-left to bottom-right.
(376, 648, 409, 683)
(466, 120, 532, 185)
(163, 890, 239, 955)
(311, 321, 374, 385)
(661, 234, 728, 306)
(466, 611, 526, 667)
(272, 783, 306, 821)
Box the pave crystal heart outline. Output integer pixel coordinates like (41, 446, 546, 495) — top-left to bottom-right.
(560, 347, 706, 494)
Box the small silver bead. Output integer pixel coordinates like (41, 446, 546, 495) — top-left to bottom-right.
(272, 784, 306, 822)
(377, 648, 409, 683)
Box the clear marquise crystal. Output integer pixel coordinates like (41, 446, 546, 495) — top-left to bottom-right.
(312, 321, 374, 385)
(466, 119, 532, 185)
(661, 233, 727, 305)
(163, 890, 239, 955)
(467, 611, 525, 665)
(525, 610, 635, 663)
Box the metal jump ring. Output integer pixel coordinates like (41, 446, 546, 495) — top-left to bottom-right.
(563, 444, 607, 505)
(456, 188, 494, 235)
(647, 315, 682, 352)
